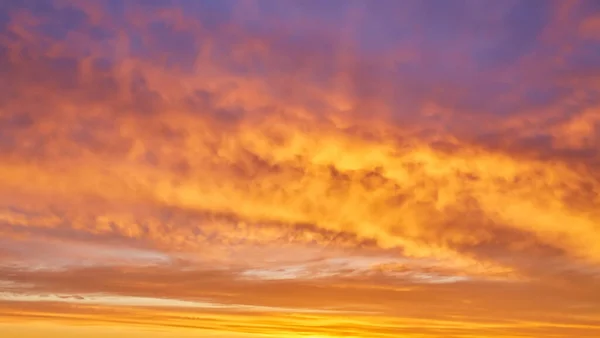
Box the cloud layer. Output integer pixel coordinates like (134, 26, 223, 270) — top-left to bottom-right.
(0, 0, 599, 337)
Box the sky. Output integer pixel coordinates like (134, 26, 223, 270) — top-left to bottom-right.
(0, 0, 599, 337)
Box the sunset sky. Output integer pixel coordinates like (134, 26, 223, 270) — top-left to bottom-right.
(0, 0, 599, 337)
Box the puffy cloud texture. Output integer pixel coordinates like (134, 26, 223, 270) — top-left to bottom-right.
(0, 1, 599, 337)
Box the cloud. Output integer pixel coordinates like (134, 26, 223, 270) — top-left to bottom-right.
(0, 265, 599, 337)
(0, 0, 599, 337)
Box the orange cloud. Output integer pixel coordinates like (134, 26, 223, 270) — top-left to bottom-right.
(0, 0, 599, 337)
